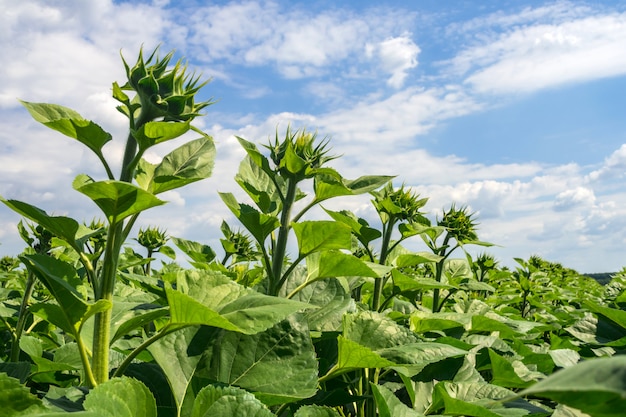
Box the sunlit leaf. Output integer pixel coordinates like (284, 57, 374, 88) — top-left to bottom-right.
(73, 175, 165, 224)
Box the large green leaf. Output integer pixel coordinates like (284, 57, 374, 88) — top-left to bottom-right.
(73, 175, 165, 224)
(19, 335, 78, 374)
(292, 221, 352, 256)
(488, 349, 537, 389)
(235, 155, 281, 214)
(166, 289, 246, 332)
(191, 385, 275, 417)
(565, 312, 626, 346)
(0, 372, 48, 415)
(173, 269, 315, 334)
(335, 336, 396, 372)
(83, 376, 157, 417)
(520, 356, 626, 417)
(21, 101, 111, 158)
(381, 343, 469, 377)
(370, 383, 424, 417)
(21, 254, 105, 331)
(323, 209, 381, 246)
(171, 237, 216, 265)
(393, 252, 443, 267)
(236, 136, 276, 179)
(313, 174, 394, 202)
(343, 311, 419, 350)
(294, 406, 342, 417)
(198, 315, 319, 406)
(219, 192, 280, 244)
(429, 382, 549, 417)
(308, 251, 382, 280)
(287, 277, 356, 332)
(584, 301, 626, 331)
(0, 198, 81, 251)
(134, 120, 190, 151)
(150, 137, 215, 194)
(148, 326, 208, 417)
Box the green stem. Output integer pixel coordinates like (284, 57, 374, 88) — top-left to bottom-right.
(92, 221, 125, 384)
(432, 236, 452, 313)
(270, 178, 298, 295)
(372, 218, 395, 311)
(9, 271, 37, 362)
(75, 328, 98, 388)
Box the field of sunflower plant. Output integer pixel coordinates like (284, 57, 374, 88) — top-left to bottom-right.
(1, 47, 626, 417)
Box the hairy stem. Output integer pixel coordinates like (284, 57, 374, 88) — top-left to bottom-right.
(270, 178, 298, 296)
(372, 218, 395, 311)
(9, 271, 36, 362)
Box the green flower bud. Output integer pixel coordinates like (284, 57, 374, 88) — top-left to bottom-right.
(136, 226, 168, 252)
(438, 204, 478, 243)
(265, 127, 337, 180)
(118, 47, 213, 123)
(371, 182, 429, 225)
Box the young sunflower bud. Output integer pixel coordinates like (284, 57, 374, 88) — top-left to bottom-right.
(371, 182, 429, 225)
(438, 204, 479, 243)
(265, 127, 337, 180)
(119, 47, 213, 123)
(136, 226, 169, 252)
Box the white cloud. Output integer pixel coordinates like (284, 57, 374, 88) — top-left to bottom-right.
(447, 9, 626, 94)
(318, 86, 481, 152)
(183, 1, 416, 83)
(553, 186, 596, 211)
(366, 34, 420, 88)
(587, 143, 626, 181)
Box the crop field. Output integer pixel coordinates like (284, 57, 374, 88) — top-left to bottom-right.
(1, 48, 626, 417)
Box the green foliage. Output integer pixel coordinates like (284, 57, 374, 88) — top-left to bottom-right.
(1, 46, 625, 417)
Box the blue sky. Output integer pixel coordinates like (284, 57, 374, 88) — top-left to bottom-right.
(2, 0, 626, 272)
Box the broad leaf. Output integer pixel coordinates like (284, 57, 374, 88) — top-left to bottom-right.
(0, 373, 48, 415)
(344, 311, 419, 350)
(236, 136, 275, 178)
(171, 237, 216, 264)
(21, 100, 111, 158)
(370, 383, 424, 417)
(83, 376, 157, 417)
(288, 277, 356, 332)
(198, 315, 319, 406)
(313, 174, 394, 202)
(334, 336, 396, 372)
(73, 175, 166, 224)
(520, 356, 626, 417)
(134, 120, 190, 151)
(151, 137, 216, 194)
(294, 405, 342, 417)
(305, 250, 382, 284)
(174, 269, 315, 334)
(191, 385, 275, 417)
(166, 288, 246, 332)
(220, 192, 280, 244)
(488, 349, 536, 389)
(292, 221, 352, 256)
(21, 254, 89, 328)
(149, 326, 208, 416)
(0, 198, 81, 251)
(236, 155, 281, 214)
(323, 208, 381, 246)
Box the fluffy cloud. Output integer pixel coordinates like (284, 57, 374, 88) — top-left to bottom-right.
(553, 187, 596, 211)
(366, 34, 420, 88)
(587, 143, 626, 181)
(181, 1, 417, 83)
(448, 8, 626, 94)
